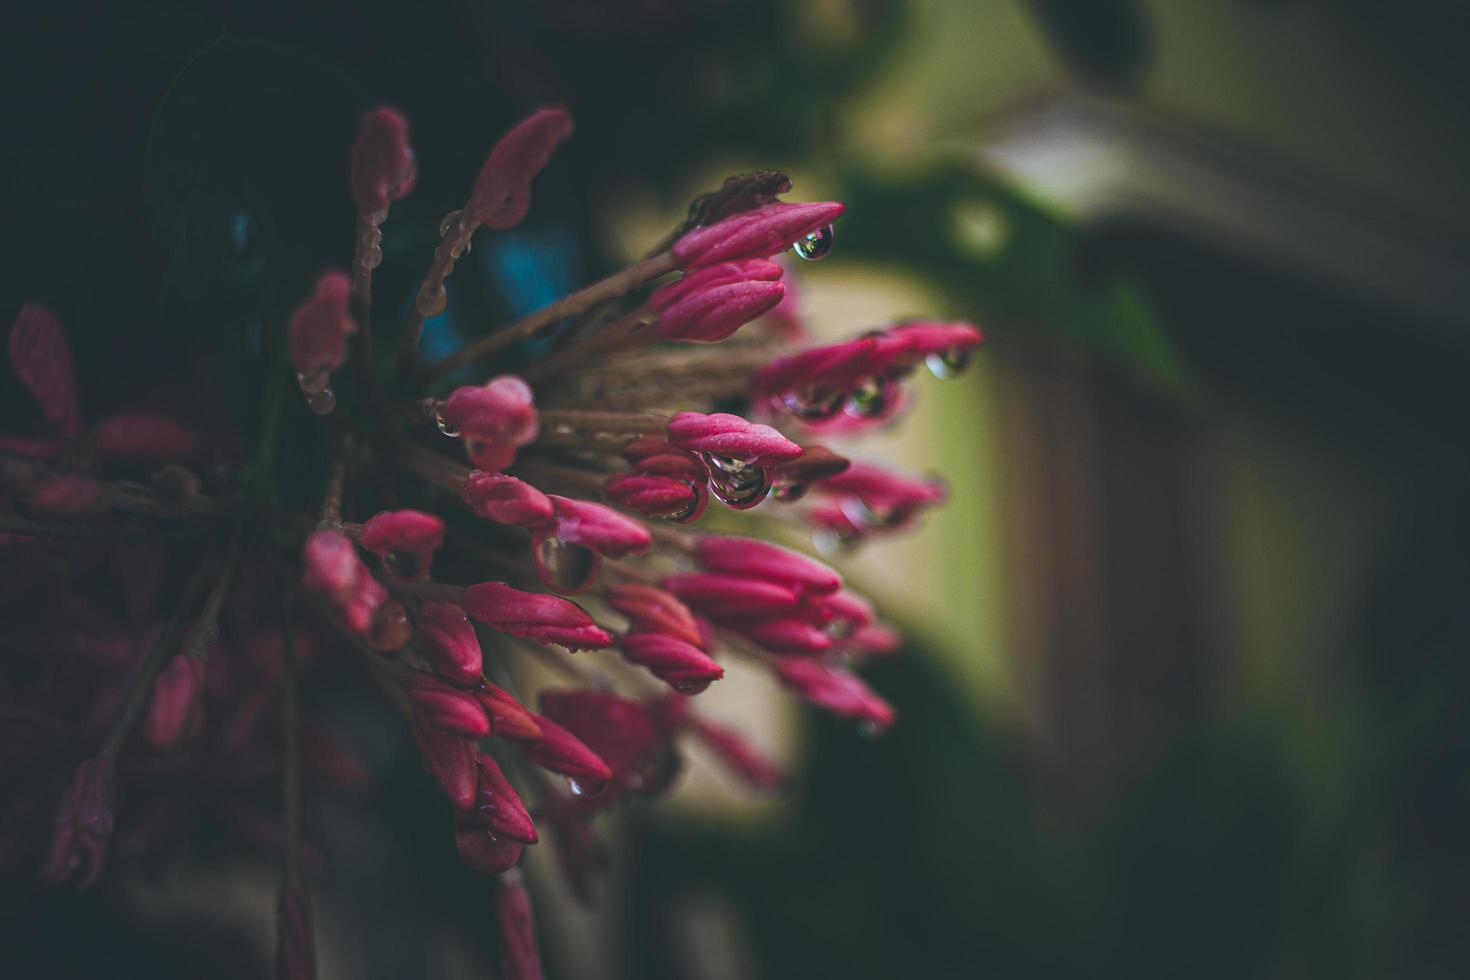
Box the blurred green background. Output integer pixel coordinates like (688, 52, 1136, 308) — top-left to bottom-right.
(6, 1, 1470, 977)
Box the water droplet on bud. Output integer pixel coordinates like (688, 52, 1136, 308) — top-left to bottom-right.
(702, 454, 773, 510)
(792, 224, 834, 261)
(925, 346, 973, 379)
(568, 777, 606, 798)
(415, 283, 447, 318)
(534, 535, 601, 594)
(434, 412, 460, 438)
(306, 387, 336, 415)
(296, 368, 330, 395)
(439, 209, 468, 241)
(670, 678, 713, 696)
(366, 600, 411, 651)
(358, 243, 383, 270)
(772, 481, 808, 502)
(782, 386, 845, 421)
(857, 719, 882, 738)
(844, 377, 892, 419)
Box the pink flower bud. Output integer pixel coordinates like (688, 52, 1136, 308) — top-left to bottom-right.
(143, 653, 204, 749)
(461, 582, 612, 650)
(288, 271, 357, 381)
(648, 259, 782, 313)
(619, 633, 724, 693)
(661, 573, 804, 621)
(411, 716, 478, 811)
(497, 872, 546, 980)
(360, 509, 445, 580)
(775, 659, 895, 732)
(545, 495, 651, 558)
(456, 822, 525, 875)
(302, 530, 382, 633)
(276, 883, 317, 980)
(463, 470, 554, 528)
(885, 319, 984, 358)
(441, 376, 539, 471)
(671, 201, 845, 269)
(473, 683, 544, 743)
(410, 675, 492, 738)
(816, 589, 875, 630)
(686, 715, 784, 791)
(461, 753, 538, 844)
(521, 713, 614, 789)
(735, 616, 833, 655)
(416, 601, 484, 686)
(696, 534, 842, 595)
(349, 106, 417, 214)
(9, 303, 81, 440)
(817, 461, 945, 529)
(666, 411, 801, 465)
(471, 107, 573, 230)
(27, 473, 105, 518)
(41, 757, 116, 889)
(603, 472, 702, 520)
(92, 410, 203, 463)
(844, 621, 902, 658)
(753, 336, 878, 407)
(539, 690, 669, 793)
(604, 583, 704, 648)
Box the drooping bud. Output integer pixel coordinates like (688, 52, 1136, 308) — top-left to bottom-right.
(539, 690, 674, 796)
(619, 633, 724, 693)
(648, 259, 782, 313)
(461, 582, 612, 650)
(734, 616, 833, 655)
(671, 201, 845, 269)
(359, 509, 445, 580)
(456, 823, 525, 875)
(440, 376, 539, 471)
(471, 107, 573, 230)
(461, 753, 538, 844)
(93, 410, 203, 463)
(649, 260, 786, 343)
(287, 271, 357, 388)
(9, 303, 82, 440)
(661, 573, 803, 622)
(545, 495, 651, 558)
(775, 659, 895, 732)
(815, 461, 946, 531)
(143, 653, 205, 749)
(521, 713, 614, 789)
(40, 757, 117, 889)
(416, 601, 484, 686)
(603, 472, 703, 521)
(349, 106, 417, 214)
(685, 715, 784, 791)
(473, 683, 544, 743)
(462, 470, 554, 528)
(666, 412, 802, 465)
(411, 716, 477, 810)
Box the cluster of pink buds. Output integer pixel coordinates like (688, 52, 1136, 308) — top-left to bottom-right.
(2, 99, 982, 977)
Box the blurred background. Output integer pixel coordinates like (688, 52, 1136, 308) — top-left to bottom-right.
(6, 0, 1470, 977)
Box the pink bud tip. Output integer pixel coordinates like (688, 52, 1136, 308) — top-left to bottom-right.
(603, 472, 702, 520)
(845, 621, 902, 657)
(360, 509, 445, 580)
(456, 824, 526, 875)
(416, 601, 484, 686)
(696, 534, 842, 595)
(620, 633, 724, 692)
(461, 753, 539, 844)
(775, 659, 896, 731)
(92, 410, 203, 463)
(350, 106, 417, 214)
(497, 872, 546, 980)
(655, 279, 786, 343)
(41, 757, 116, 889)
(441, 376, 539, 472)
(9, 302, 82, 440)
(143, 653, 204, 749)
(302, 530, 368, 606)
(734, 615, 833, 655)
(411, 716, 478, 811)
(666, 411, 802, 465)
(605, 583, 705, 649)
(521, 713, 614, 786)
(410, 675, 492, 738)
(547, 495, 651, 558)
(671, 201, 845, 270)
(288, 270, 357, 380)
(472, 107, 574, 230)
(461, 582, 613, 650)
(276, 884, 317, 980)
(463, 470, 554, 528)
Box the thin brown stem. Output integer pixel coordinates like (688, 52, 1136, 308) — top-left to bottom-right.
(350, 213, 386, 414)
(418, 252, 679, 383)
(319, 435, 351, 526)
(537, 409, 669, 435)
(400, 208, 481, 374)
(521, 306, 655, 385)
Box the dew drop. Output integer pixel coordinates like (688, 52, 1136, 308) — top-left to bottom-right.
(857, 719, 882, 738)
(306, 387, 336, 415)
(439, 209, 467, 241)
(667, 483, 704, 524)
(366, 600, 411, 651)
(415, 283, 448, 318)
(568, 777, 606, 798)
(295, 368, 330, 395)
(772, 481, 808, 503)
(358, 226, 383, 250)
(781, 386, 845, 421)
(358, 243, 383, 270)
(792, 224, 834, 261)
(434, 412, 461, 438)
(844, 377, 892, 419)
(384, 549, 425, 580)
(670, 678, 713, 696)
(702, 454, 773, 510)
(925, 346, 973, 379)
(534, 535, 601, 594)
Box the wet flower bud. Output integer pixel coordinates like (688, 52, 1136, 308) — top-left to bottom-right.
(416, 601, 484, 686)
(350, 106, 417, 214)
(461, 582, 613, 650)
(666, 411, 802, 465)
(473, 683, 544, 743)
(734, 615, 833, 655)
(410, 675, 492, 738)
(461, 752, 538, 844)
(775, 659, 895, 732)
(546, 495, 651, 558)
(671, 201, 844, 269)
(497, 872, 545, 980)
(661, 573, 804, 622)
(360, 509, 445, 580)
(471, 107, 573, 230)
(143, 653, 205, 749)
(619, 633, 724, 693)
(605, 583, 705, 648)
(411, 716, 477, 811)
(440, 376, 539, 472)
(696, 534, 842, 595)
(463, 470, 554, 528)
(521, 713, 613, 789)
(288, 271, 357, 382)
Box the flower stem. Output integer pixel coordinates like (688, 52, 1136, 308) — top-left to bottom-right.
(417, 252, 679, 384)
(279, 597, 303, 888)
